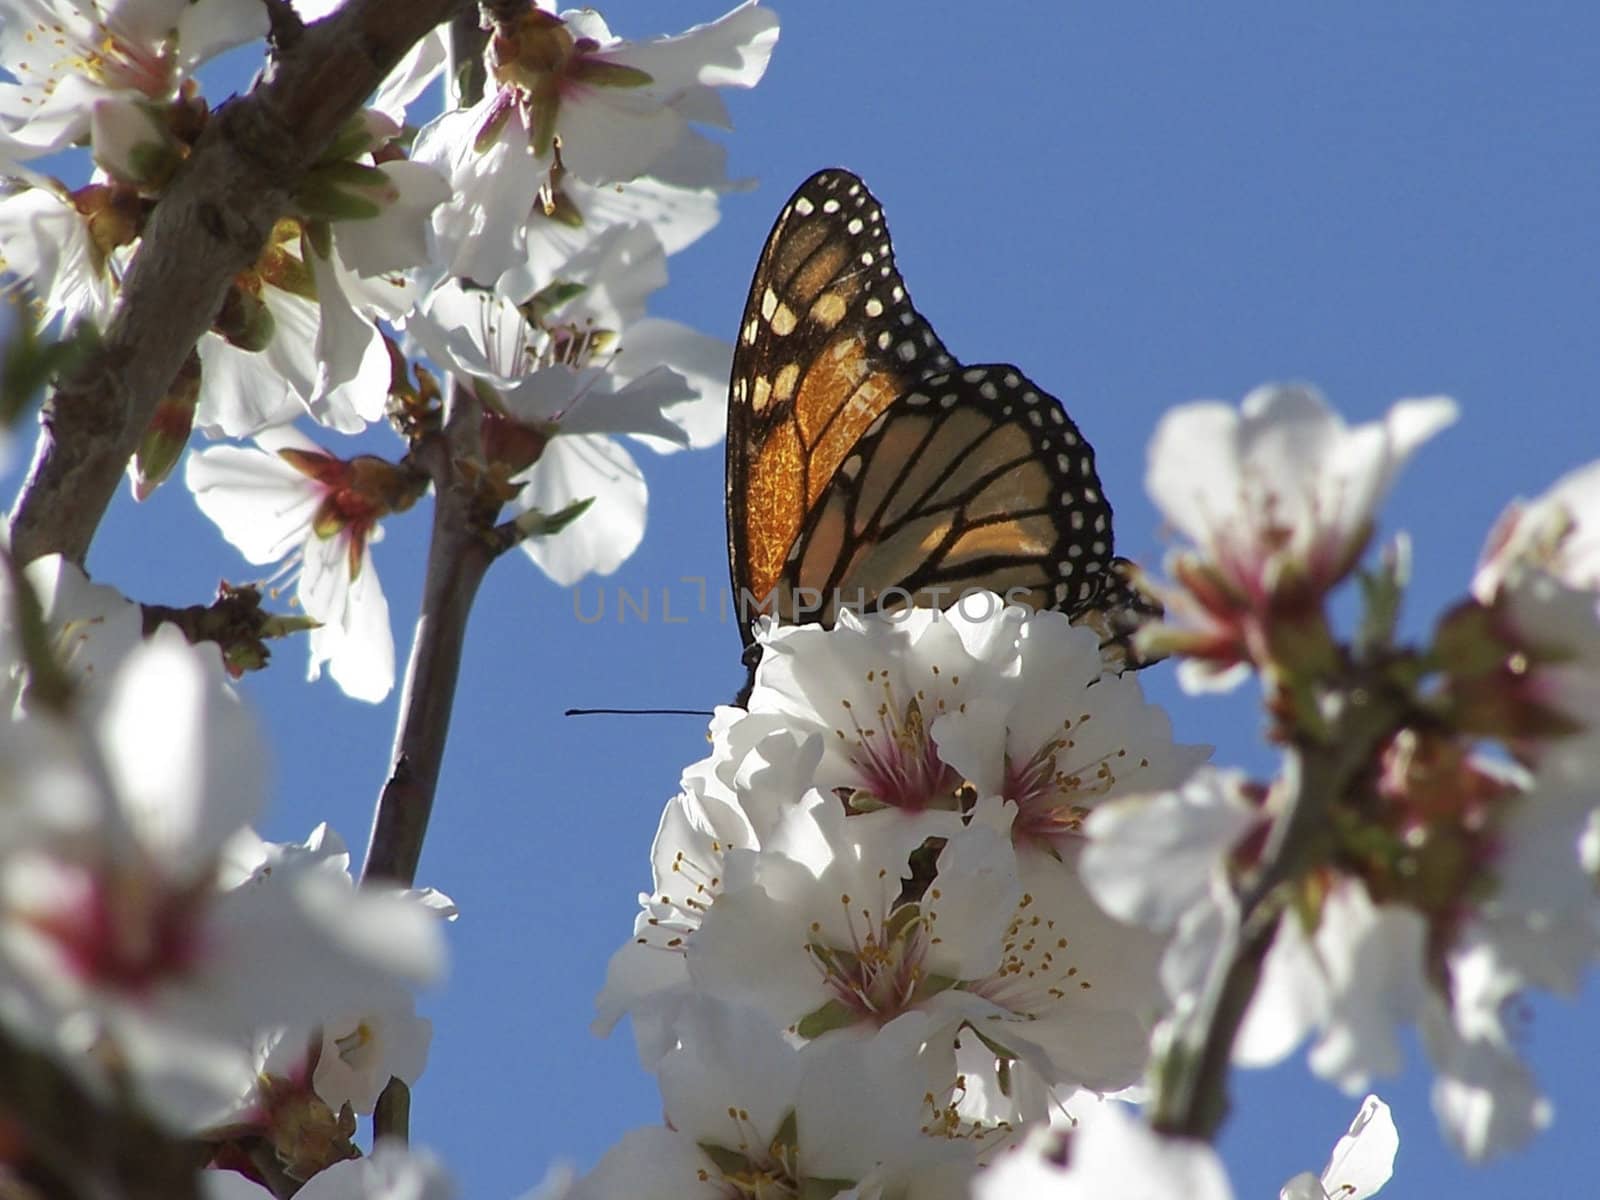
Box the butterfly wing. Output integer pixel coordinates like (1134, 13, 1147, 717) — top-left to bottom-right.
(765, 364, 1141, 633)
(727, 168, 957, 646)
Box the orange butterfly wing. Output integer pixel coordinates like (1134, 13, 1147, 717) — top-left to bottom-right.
(727, 168, 1160, 668)
(726, 169, 956, 643)
(769, 363, 1115, 629)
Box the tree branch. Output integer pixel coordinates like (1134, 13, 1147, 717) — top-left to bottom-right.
(1150, 684, 1408, 1140)
(6, 0, 466, 569)
(0, 1023, 207, 1199)
(360, 378, 497, 890)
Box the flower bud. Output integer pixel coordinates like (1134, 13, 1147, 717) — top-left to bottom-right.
(90, 97, 184, 191)
(213, 283, 276, 352)
(294, 161, 400, 222)
(131, 352, 201, 500)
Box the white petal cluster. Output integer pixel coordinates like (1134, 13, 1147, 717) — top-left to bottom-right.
(0, 567, 451, 1140)
(187, 425, 399, 702)
(970, 1091, 1395, 1200)
(589, 598, 1208, 1196)
(0, 0, 266, 156)
(1145, 385, 1457, 690)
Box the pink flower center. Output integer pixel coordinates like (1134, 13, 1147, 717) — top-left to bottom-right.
(807, 899, 930, 1025)
(1005, 722, 1142, 852)
(838, 693, 961, 813)
(29, 865, 203, 994)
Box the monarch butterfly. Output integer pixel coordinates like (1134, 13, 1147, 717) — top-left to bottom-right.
(726, 168, 1158, 701)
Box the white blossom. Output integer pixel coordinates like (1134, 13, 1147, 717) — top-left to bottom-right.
(187, 425, 411, 702)
(0, 629, 443, 1128)
(1145, 385, 1456, 690)
(1280, 1094, 1398, 1200)
(0, 0, 266, 154)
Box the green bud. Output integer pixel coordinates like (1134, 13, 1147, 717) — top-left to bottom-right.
(131, 354, 201, 500)
(294, 162, 396, 222)
(512, 495, 594, 541)
(213, 285, 276, 352)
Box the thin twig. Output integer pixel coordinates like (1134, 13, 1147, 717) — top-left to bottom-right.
(359, 423, 496, 889)
(6, 0, 463, 569)
(360, 381, 500, 1148)
(359, 3, 492, 1147)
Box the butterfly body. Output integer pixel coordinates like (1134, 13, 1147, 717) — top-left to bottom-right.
(726, 169, 1156, 695)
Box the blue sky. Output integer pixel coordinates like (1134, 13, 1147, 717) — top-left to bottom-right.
(43, 1, 1600, 1194)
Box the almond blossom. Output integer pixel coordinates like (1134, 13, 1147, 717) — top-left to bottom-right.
(0, 0, 266, 155)
(1144, 385, 1457, 690)
(402, 227, 728, 583)
(573, 996, 975, 1200)
(0, 627, 445, 1129)
(0, 171, 130, 327)
(186, 425, 426, 702)
(596, 596, 1199, 1185)
(1279, 1094, 1398, 1200)
(1450, 457, 1600, 783)
(412, 1, 776, 282)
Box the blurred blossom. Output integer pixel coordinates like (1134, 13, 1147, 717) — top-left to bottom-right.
(202, 1139, 455, 1200)
(573, 997, 974, 1200)
(1143, 384, 1456, 690)
(975, 1104, 1234, 1200)
(1081, 744, 1594, 1159)
(0, 554, 144, 714)
(1473, 458, 1600, 600)
(0, 629, 444, 1129)
(1448, 458, 1600, 781)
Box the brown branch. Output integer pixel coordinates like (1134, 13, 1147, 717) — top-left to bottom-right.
(5, 0, 468, 569)
(358, 429, 496, 889)
(360, 368, 498, 893)
(359, 13, 495, 1145)
(0, 1023, 208, 1199)
(1150, 685, 1407, 1140)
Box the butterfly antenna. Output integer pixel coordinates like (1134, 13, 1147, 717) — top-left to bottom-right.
(564, 707, 714, 718)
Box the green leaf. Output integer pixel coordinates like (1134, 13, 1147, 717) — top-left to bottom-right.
(516, 495, 594, 539)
